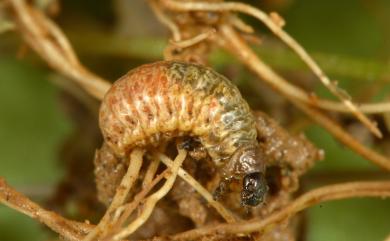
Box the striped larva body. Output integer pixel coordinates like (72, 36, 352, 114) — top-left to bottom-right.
(97, 61, 267, 206)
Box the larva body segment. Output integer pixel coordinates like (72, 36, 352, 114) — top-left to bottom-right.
(98, 61, 267, 206)
(100, 61, 257, 164)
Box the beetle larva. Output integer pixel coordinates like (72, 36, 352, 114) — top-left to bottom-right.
(97, 61, 267, 206)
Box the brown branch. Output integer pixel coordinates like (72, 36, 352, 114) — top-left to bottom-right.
(158, 152, 238, 223)
(149, 0, 181, 42)
(0, 177, 94, 241)
(160, 0, 381, 138)
(83, 148, 145, 241)
(9, 0, 110, 100)
(170, 181, 390, 240)
(113, 149, 187, 240)
(218, 24, 390, 171)
(170, 28, 216, 48)
(102, 168, 170, 241)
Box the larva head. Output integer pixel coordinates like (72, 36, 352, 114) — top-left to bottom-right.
(241, 171, 267, 206)
(223, 145, 268, 206)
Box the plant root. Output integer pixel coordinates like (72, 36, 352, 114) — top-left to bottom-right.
(170, 181, 390, 240)
(83, 148, 145, 241)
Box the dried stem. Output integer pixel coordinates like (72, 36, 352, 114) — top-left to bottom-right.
(218, 24, 390, 171)
(8, 0, 390, 116)
(292, 100, 390, 172)
(160, 0, 381, 138)
(83, 148, 145, 241)
(158, 152, 238, 223)
(113, 149, 187, 240)
(170, 181, 390, 240)
(170, 28, 216, 48)
(142, 154, 161, 189)
(9, 0, 110, 99)
(55, 31, 390, 115)
(102, 168, 170, 241)
(230, 15, 254, 34)
(149, 0, 181, 42)
(0, 177, 94, 241)
(384, 234, 390, 241)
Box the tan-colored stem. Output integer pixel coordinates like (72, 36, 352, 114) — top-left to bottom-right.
(102, 168, 169, 241)
(9, 0, 110, 99)
(171, 181, 390, 240)
(0, 177, 94, 241)
(160, 0, 381, 137)
(83, 148, 145, 241)
(170, 29, 216, 48)
(158, 152, 238, 223)
(219, 24, 390, 171)
(384, 233, 390, 241)
(149, 0, 181, 42)
(113, 149, 187, 240)
(142, 155, 161, 189)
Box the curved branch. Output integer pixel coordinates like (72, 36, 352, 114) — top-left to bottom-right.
(9, 0, 110, 99)
(218, 25, 390, 171)
(0, 177, 93, 241)
(160, 0, 381, 137)
(171, 181, 390, 240)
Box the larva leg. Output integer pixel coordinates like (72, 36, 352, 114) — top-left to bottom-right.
(179, 137, 207, 161)
(94, 143, 127, 206)
(212, 179, 230, 201)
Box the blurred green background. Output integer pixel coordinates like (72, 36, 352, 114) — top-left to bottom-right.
(0, 0, 389, 240)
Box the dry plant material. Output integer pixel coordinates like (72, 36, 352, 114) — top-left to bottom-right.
(1, 0, 390, 241)
(170, 28, 216, 49)
(142, 154, 161, 189)
(217, 24, 390, 172)
(83, 148, 145, 241)
(102, 168, 170, 239)
(112, 149, 187, 240)
(0, 177, 93, 241)
(157, 152, 238, 223)
(159, 0, 381, 138)
(170, 181, 390, 240)
(384, 233, 390, 241)
(149, 0, 181, 42)
(9, 0, 110, 99)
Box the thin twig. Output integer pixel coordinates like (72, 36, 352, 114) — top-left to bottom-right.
(102, 168, 170, 241)
(54, 31, 390, 115)
(142, 154, 161, 189)
(170, 181, 390, 240)
(160, 0, 381, 138)
(158, 152, 238, 223)
(384, 233, 390, 241)
(230, 15, 254, 33)
(9, 0, 110, 99)
(7, 0, 390, 116)
(10, 0, 390, 117)
(149, 0, 181, 42)
(292, 99, 390, 172)
(83, 148, 145, 241)
(218, 24, 390, 171)
(0, 177, 94, 241)
(170, 28, 216, 48)
(113, 149, 187, 240)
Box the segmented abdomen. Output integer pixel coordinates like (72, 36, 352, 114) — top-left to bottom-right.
(99, 61, 257, 164)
